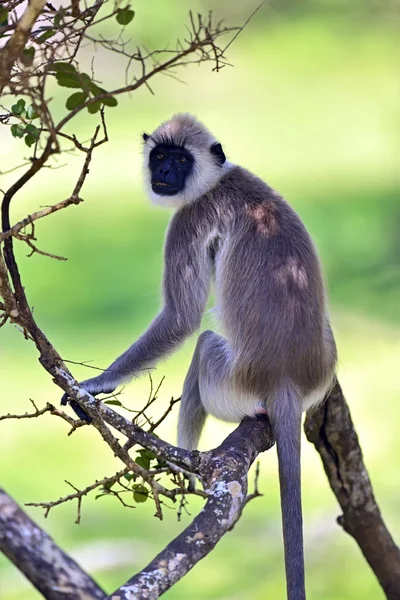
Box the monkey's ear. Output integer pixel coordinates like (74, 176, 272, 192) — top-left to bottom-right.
(210, 142, 226, 166)
(142, 133, 149, 141)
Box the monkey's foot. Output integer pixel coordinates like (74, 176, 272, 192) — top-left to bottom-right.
(61, 394, 92, 423)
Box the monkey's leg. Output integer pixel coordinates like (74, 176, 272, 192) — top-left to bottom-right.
(197, 330, 262, 423)
(178, 335, 207, 452)
(178, 330, 262, 448)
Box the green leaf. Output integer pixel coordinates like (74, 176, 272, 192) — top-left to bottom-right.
(27, 105, 39, 120)
(116, 8, 135, 26)
(87, 101, 101, 114)
(65, 92, 88, 110)
(101, 95, 118, 107)
(123, 472, 135, 481)
(133, 485, 148, 503)
(56, 73, 82, 89)
(135, 456, 150, 470)
(11, 124, 25, 138)
(78, 73, 92, 92)
(37, 29, 55, 43)
(54, 9, 66, 27)
(24, 134, 36, 147)
(22, 47, 35, 66)
(11, 99, 26, 116)
(55, 70, 93, 91)
(103, 399, 122, 406)
(89, 83, 118, 107)
(0, 9, 8, 27)
(48, 62, 77, 74)
(138, 448, 156, 460)
(89, 82, 105, 96)
(25, 123, 39, 138)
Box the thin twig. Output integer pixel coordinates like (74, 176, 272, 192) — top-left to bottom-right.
(26, 468, 130, 523)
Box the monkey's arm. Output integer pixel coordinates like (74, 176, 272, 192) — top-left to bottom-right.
(62, 212, 213, 404)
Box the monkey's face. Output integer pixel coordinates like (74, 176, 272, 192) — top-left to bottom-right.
(148, 143, 194, 196)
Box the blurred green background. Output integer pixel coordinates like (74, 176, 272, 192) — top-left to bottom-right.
(1, 1, 399, 599)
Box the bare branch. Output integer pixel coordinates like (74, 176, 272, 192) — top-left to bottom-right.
(110, 415, 274, 599)
(0, 249, 18, 318)
(0, 0, 47, 93)
(0, 399, 87, 434)
(305, 382, 400, 600)
(26, 468, 130, 523)
(0, 196, 83, 242)
(0, 488, 106, 600)
(0, 399, 51, 421)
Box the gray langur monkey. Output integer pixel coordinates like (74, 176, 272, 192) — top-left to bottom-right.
(62, 113, 337, 600)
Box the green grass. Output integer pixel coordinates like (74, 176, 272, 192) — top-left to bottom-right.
(1, 6, 399, 600)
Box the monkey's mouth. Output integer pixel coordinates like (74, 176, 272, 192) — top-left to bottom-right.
(152, 182, 179, 196)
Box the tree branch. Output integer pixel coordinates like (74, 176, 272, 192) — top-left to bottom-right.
(0, 0, 47, 93)
(0, 195, 83, 242)
(110, 415, 274, 599)
(305, 382, 400, 600)
(0, 488, 106, 600)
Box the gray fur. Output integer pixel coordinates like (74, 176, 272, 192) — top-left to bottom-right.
(77, 114, 337, 600)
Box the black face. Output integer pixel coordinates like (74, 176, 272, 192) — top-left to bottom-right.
(148, 143, 194, 196)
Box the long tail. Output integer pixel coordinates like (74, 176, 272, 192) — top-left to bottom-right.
(269, 383, 305, 600)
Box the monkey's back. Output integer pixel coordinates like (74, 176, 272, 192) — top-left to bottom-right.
(209, 167, 335, 398)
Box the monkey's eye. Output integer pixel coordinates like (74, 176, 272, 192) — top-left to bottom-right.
(178, 156, 187, 164)
(156, 152, 164, 160)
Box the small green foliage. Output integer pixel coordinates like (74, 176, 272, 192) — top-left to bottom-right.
(50, 63, 81, 89)
(89, 82, 104, 96)
(101, 95, 118, 107)
(11, 124, 25, 138)
(87, 100, 101, 114)
(135, 456, 150, 470)
(138, 448, 157, 461)
(90, 83, 118, 108)
(10, 99, 41, 148)
(116, 8, 135, 26)
(24, 134, 36, 147)
(48, 62, 77, 74)
(66, 92, 88, 110)
(123, 472, 135, 481)
(132, 484, 148, 503)
(94, 492, 109, 500)
(50, 65, 118, 112)
(54, 8, 66, 27)
(27, 105, 39, 120)
(37, 29, 55, 43)
(135, 448, 157, 471)
(25, 123, 39, 138)
(0, 8, 8, 28)
(56, 73, 82, 89)
(11, 99, 26, 116)
(103, 399, 122, 406)
(78, 73, 92, 92)
(22, 47, 35, 66)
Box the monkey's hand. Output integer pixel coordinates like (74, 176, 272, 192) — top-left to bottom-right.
(60, 375, 117, 423)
